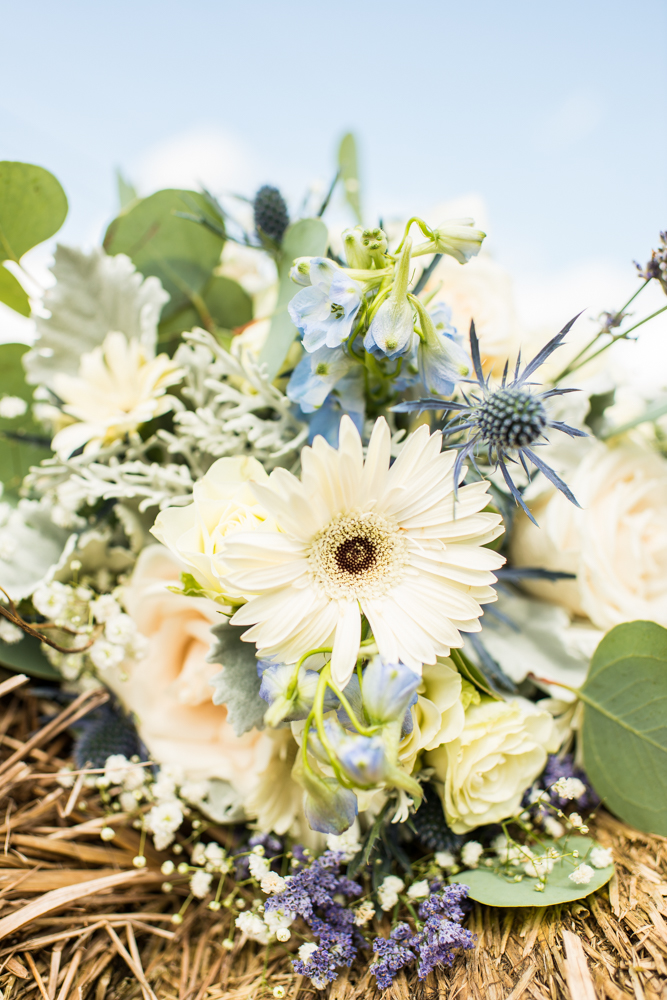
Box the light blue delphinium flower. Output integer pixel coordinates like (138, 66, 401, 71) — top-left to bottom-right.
(364, 238, 415, 360)
(306, 368, 365, 445)
(288, 258, 363, 351)
(286, 345, 355, 412)
(414, 299, 471, 396)
(361, 658, 420, 727)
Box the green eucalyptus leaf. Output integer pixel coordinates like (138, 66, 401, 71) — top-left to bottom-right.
(580, 620, 667, 835)
(585, 389, 615, 436)
(103, 189, 225, 319)
(158, 274, 252, 342)
(0, 162, 68, 263)
(0, 264, 30, 316)
(0, 633, 60, 679)
(208, 621, 265, 736)
(258, 218, 329, 381)
(451, 835, 613, 907)
(338, 133, 362, 223)
(0, 343, 51, 497)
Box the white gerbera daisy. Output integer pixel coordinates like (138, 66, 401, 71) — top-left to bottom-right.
(51, 331, 183, 457)
(223, 416, 504, 686)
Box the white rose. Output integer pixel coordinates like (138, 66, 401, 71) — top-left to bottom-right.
(511, 443, 667, 631)
(105, 545, 274, 798)
(151, 455, 273, 601)
(426, 697, 556, 834)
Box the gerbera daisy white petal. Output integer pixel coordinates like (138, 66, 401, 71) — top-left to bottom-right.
(222, 416, 505, 687)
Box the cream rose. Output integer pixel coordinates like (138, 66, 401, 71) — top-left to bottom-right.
(151, 455, 272, 601)
(399, 659, 465, 773)
(423, 254, 520, 377)
(426, 697, 555, 833)
(106, 544, 273, 798)
(511, 443, 667, 631)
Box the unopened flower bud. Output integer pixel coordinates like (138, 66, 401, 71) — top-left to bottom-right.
(132, 855, 146, 869)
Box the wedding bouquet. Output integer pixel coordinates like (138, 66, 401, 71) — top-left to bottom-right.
(0, 141, 665, 990)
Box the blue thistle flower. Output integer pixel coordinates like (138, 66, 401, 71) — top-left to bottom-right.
(393, 316, 587, 524)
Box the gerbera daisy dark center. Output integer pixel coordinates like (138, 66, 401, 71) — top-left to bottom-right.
(308, 510, 408, 599)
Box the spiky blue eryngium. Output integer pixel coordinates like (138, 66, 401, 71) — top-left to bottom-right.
(288, 258, 363, 352)
(361, 657, 420, 726)
(253, 185, 289, 243)
(393, 315, 587, 525)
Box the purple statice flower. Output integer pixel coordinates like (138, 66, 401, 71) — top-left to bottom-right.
(266, 851, 363, 989)
(265, 850, 361, 923)
(371, 884, 474, 989)
(542, 754, 599, 810)
(416, 884, 475, 979)
(372, 923, 419, 990)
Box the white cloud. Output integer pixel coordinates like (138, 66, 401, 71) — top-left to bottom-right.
(131, 125, 258, 198)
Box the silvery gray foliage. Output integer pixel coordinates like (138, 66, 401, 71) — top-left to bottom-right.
(0, 498, 76, 600)
(161, 329, 308, 474)
(23, 245, 169, 388)
(208, 621, 266, 736)
(25, 436, 195, 516)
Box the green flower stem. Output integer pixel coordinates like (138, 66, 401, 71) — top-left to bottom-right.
(394, 217, 433, 254)
(365, 283, 392, 324)
(326, 678, 379, 738)
(552, 278, 651, 383)
(569, 303, 667, 373)
(301, 665, 351, 788)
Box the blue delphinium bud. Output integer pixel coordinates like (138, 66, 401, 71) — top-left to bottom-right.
(421, 218, 485, 263)
(335, 732, 388, 786)
(286, 345, 354, 412)
(297, 763, 358, 835)
(259, 663, 338, 726)
(289, 257, 315, 285)
(288, 259, 363, 352)
(324, 719, 388, 786)
(415, 300, 471, 395)
(361, 658, 420, 726)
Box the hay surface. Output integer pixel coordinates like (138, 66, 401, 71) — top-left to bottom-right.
(0, 675, 666, 1000)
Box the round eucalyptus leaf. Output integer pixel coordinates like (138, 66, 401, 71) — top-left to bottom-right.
(103, 189, 225, 318)
(450, 835, 613, 907)
(0, 162, 68, 262)
(0, 343, 51, 496)
(0, 264, 30, 316)
(581, 620, 667, 836)
(0, 633, 60, 679)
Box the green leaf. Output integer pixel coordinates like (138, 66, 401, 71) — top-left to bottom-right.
(0, 633, 59, 679)
(0, 264, 30, 316)
(0, 343, 51, 497)
(338, 133, 362, 223)
(208, 621, 265, 735)
(0, 162, 68, 263)
(158, 274, 252, 342)
(451, 835, 613, 907)
(580, 620, 667, 835)
(258, 218, 329, 381)
(116, 168, 138, 210)
(450, 648, 500, 700)
(585, 389, 615, 436)
(601, 395, 667, 440)
(103, 189, 225, 319)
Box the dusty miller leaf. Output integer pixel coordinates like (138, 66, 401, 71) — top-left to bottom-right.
(207, 621, 265, 736)
(23, 245, 169, 388)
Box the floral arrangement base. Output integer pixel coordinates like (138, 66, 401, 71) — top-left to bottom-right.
(0, 680, 665, 1000)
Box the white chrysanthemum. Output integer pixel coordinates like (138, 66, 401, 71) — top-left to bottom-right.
(224, 416, 504, 686)
(51, 331, 183, 458)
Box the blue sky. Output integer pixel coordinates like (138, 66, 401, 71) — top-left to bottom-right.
(1, 0, 666, 343)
